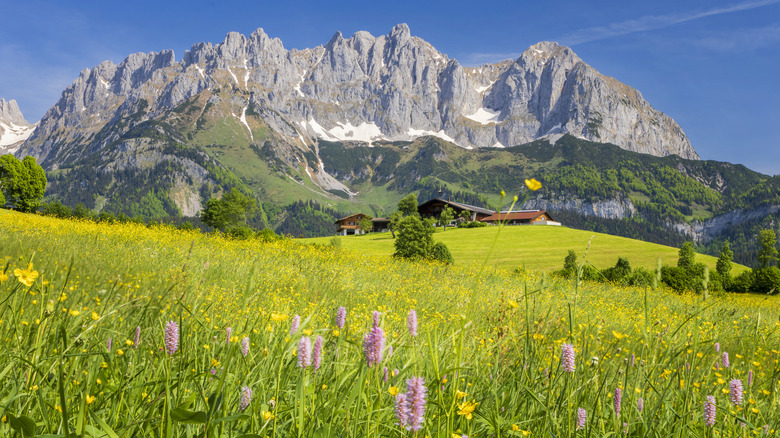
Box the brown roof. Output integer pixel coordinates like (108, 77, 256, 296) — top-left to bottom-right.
(481, 210, 552, 222)
(334, 213, 368, 224)
(417, 198, 495, 216)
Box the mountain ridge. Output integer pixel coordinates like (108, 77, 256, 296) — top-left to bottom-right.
(19, 23, 698, 167)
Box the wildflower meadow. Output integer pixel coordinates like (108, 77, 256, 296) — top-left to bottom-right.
(1, 210, 780, 437)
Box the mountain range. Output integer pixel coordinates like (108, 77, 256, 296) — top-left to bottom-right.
(3, 24, 778, 264)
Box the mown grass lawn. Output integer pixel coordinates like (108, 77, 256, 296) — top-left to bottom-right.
(302, 225, 745, 273)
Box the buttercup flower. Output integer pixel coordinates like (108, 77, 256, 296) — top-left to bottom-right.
(14, 263, 39, 287)
(525, 178, 542, 191)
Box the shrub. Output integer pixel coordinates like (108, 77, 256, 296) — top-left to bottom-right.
(458, 221, 487, 228)
(753, 267, 780, 294)
(227, 225, 255, 240)
(731, 270, 755, 293)
(40, 201, 71, 218)
(601, 257, 631, 283)
(430, 242, 454, 265)
(661, 266, 689, 292)
(257, 228, 279, 242)
(628, 267, 655, 287)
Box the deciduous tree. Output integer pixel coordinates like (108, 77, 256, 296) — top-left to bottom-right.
(200, 190, 256, 232)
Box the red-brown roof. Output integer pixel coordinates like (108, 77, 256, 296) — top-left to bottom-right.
(480, 210, 551, 222)
(334, 213, 368, 224)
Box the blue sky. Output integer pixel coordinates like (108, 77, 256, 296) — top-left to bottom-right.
(1, 0, 778, 175)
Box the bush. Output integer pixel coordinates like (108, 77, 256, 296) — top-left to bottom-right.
(601, 257, 631, 284)
(753, 267, 780, 293)
(458, 221, 487, 228)
(628, 267, 655, 287)
(257, 228, 279, 242)
(661, 266, 689, 292)
(579, 264, 601, 282)
(430, 242, 454, 265)
(731, 270, 755, 293)
(227, 225, 255, 240)
(394, 215, 453, 263)
(40, 201, 71, 218)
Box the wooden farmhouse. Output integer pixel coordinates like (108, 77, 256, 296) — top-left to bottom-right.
(417, 198, 495, 222)
(480, 210, 560, 226)
(334, 213, 369, 235)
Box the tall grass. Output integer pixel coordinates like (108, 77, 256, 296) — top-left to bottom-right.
(1, 210, 778, 436)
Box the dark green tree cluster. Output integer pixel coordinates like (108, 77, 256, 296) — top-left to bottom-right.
(391, 193, 453, 264)
(556, 250, 654, 287)
(0, 155, 47, 212)
(200, 190, 257, 238)
(393, 215, 453, 264)
(558, 229, 780, 294)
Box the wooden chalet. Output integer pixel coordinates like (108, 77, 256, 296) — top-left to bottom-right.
(334, 213, 369, 235)
(417, 198, 495, 222)
(480, 210, 560, 226)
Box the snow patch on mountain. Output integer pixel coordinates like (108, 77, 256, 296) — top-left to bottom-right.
(463, 107, 501, 125)
(406, 127, 458, 145)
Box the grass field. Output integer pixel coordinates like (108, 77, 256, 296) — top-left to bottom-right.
(302, 225, 745, 273)
(0, 210, 775, 437)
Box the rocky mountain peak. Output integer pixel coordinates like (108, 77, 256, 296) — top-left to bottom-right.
(0, 98, 36, 154)
(0, 99, 29, 125)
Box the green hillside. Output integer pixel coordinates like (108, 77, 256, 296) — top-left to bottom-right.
(302, 225, 747, 273)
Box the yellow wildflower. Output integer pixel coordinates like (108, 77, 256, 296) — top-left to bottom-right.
(525, 178, 542, 191)
(389, 386, 399, 396)
(14, 263, 39, 287)
(457, 400, 478, 420)
(86, 395, 96, 404)
(261, 411, 274, 421)
(0, 272, 7, 282)
(455, 390, 467, 400)
(270, 313, 288, 322)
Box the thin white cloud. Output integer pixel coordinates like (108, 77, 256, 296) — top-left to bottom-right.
(694, 24, 780, 51)
(559, 0, 780, 45)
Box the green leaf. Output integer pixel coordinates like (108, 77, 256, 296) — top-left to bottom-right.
(89, 411, 121, 438)
(210, 413, 250, 423)
(170, 407, 209, 424)
(7, 412, 37, 437)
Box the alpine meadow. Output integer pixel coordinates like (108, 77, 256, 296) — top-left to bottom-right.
(2, 5, 780, 437)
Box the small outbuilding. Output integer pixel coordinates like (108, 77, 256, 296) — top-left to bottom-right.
(480, 210, 560, 226)
(371, 217, 390, 233)
(335, 213, 369, 235)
